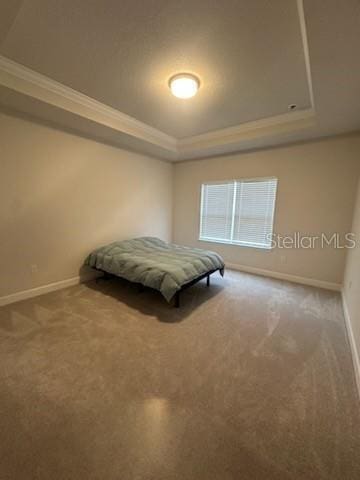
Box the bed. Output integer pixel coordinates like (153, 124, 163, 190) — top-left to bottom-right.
(85, 237, 225, 306)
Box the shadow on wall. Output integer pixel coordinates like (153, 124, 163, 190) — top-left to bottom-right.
(83, 274, 225, 323)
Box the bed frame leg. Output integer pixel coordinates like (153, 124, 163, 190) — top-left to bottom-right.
(174, 291, 180, 308)
(206, 274, 210, 287)
(96, 271, 111, 283)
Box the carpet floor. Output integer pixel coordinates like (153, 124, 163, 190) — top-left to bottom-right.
(0, 270, 359, 479)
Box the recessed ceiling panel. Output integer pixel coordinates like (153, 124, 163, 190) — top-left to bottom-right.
(0, 0, 311, 138)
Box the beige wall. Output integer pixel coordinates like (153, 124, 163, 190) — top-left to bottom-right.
(343, 178, 360, 372)
(173, 134, 360, 286)
(0, 112, 172, 297)
(1, 110, 359, 301)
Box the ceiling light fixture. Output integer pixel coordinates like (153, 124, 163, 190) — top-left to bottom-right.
(169, 73, 200, 99)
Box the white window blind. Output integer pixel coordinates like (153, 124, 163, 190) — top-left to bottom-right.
(199, 178, 277, 249)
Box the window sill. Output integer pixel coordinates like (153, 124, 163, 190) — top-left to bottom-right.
(199, 237, 273, 251)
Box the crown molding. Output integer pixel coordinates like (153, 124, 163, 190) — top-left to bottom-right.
(177, 108, 316, 153)
(0, 55, 177, 153)
(0, 1, 315, 161)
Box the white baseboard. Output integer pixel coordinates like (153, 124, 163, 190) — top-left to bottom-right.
(0, 271, 101, 307)
(341, 291, 360, 400)
(226, 262, 341, 291)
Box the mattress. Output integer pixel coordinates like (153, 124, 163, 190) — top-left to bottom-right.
(85, 237, 225, 301)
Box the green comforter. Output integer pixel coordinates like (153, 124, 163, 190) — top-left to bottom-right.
(85, 237, 225, 301)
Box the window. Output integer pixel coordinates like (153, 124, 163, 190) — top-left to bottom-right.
(199, 177, 277, 249)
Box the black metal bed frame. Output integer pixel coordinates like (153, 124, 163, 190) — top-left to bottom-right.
(173, 268, 221, 307)
(95, 267, 223, 307)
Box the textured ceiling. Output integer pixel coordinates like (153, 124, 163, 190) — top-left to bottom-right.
(0, 0, 359, 161)
(0, 0, 311, 138)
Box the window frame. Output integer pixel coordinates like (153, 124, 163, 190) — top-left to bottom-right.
(198, 176, 278, 250)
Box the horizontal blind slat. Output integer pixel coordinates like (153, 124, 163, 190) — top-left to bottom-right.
(233, 179, 277, 247)
(200, 182, 235, 241)
(200, 179, 277, 248)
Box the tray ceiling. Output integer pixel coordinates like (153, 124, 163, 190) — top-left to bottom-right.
(0, 0, 311, 138)
(0, 0, 359, 161)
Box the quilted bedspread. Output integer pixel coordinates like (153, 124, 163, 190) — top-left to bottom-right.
(85, 237, 225, 301)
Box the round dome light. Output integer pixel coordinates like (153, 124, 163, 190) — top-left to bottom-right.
(169, 73, 200, 99)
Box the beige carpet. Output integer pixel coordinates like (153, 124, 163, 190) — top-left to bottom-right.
(0, 270, 359, 479)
